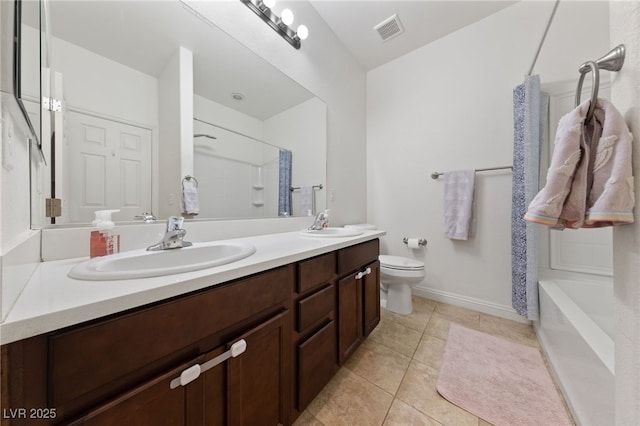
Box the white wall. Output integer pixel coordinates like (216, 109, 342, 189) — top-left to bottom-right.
(51, 35, 158, 126)
(0, 3, 41, 320)
(157, 47, 193, 218)
(183, 0, 367, 226)
(367, 1, 610, 318)
(610, 2, 640, 424)
(264, 97, 327, 216)
(194, 94, 264, 141)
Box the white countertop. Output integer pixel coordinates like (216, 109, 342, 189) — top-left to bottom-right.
(1, 230, 385, 345)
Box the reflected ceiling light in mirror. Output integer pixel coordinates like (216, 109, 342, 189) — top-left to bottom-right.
(241, 0, 307, 49)
(297, 25, 309, 40)
(281, 8, 294, 26)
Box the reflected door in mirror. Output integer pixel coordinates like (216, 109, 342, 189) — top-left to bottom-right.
(66, 112, 152, 223)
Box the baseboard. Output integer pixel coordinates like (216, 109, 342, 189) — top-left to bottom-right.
(413, 285, 531, 324)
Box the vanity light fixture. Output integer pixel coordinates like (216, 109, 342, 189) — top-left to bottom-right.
(240, 0, 308, 49)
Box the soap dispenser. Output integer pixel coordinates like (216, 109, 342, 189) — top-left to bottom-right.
(90, 209, 121, 258)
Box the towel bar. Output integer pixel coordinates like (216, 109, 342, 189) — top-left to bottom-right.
(431, 166, 513, 180)
(290, 184, 323, 192)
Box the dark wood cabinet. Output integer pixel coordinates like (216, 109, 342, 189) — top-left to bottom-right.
(1, 239, 381, 426)
(65, 358, 198, 425)
(226, 311, 289, 426)
(64, 310, 289, 426)
(362, 261, 381, 337)
(336, 239, 381, 365)
(297, 320, 337, 409)
(337, 271, 363, 364)
(291, 254, 339, 418)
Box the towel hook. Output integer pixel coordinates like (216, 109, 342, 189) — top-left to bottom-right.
(574, 61, 599, 122)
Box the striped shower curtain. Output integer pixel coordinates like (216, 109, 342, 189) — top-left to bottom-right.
(512, 75, 548, 320)
(278, 149, 292, 216)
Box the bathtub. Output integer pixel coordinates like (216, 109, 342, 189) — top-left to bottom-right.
(535, 278, 614, 426)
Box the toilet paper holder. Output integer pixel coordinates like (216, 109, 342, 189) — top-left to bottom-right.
(403, 237, 427, 247)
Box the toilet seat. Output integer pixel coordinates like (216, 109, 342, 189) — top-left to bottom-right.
(379, 255, 424, 271)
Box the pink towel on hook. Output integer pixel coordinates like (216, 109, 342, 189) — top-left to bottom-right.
(524, 98, 634, 228)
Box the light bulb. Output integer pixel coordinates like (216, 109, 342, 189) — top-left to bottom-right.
(281, 8, 294, 26)
(263, 0, 276, 8)
(296, 24, 309, 40)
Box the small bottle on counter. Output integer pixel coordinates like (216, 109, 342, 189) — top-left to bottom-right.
(90, 209, 121, 258)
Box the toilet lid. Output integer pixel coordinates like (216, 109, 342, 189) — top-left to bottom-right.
(379, 255, 424, 270)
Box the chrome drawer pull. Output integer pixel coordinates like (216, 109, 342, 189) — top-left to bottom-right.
(170, 339, 247, 389)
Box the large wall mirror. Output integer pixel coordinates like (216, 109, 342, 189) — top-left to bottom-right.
(25, 0, 326, 226)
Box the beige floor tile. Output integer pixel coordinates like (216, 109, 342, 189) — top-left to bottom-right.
(383, 399, 443, 426)
(307, 367, 394, 426)
(478, 313, 539, 347)
(293, 410, 325, 426)
(434, 303, 481, 327)
(396, 360, 478, 426)
(478, 419, 493, 426)
(380, 296, 436, 333)
(413, 334, 446, 370)
(424, 312, 452, 340)
(369, 318, 423, 358)
(413, 295, 437, 312)
(345, 338, 412, 395)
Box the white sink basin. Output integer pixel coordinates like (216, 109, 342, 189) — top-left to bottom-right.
(69, 242, 256, 281)
(299, 227, 364, 238)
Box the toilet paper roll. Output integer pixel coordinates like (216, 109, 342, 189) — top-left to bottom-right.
(406, 238, 421, 249)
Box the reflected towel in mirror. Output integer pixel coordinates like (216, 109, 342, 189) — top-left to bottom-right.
(298, 186, 316, 216)
(181, 185, 200, 216)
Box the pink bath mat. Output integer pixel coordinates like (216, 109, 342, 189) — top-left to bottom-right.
(436, 323, 573, 426)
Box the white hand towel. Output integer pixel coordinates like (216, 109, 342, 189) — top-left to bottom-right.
(181, 185, 200, 216)
(299, 186, 315, 216)
(443, 170, 476, 240)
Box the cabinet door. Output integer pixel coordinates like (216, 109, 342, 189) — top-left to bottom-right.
(189, 346, 227, 426)
(362, 261, 381, 337)
(227, 310, 289, 426)
(338, 272, 363, 365)
(65, 359, 200, 426)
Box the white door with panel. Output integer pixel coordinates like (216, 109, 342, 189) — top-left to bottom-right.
(65, 111, 152, 223)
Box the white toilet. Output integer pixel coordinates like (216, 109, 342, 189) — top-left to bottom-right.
(344, 224, 426, 315)
(379, 255, 425, 315)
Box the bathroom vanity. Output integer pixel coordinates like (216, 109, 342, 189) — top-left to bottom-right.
(0, 232, 382, 425)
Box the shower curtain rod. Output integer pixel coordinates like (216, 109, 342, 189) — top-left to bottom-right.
(527, 0, 560, 76)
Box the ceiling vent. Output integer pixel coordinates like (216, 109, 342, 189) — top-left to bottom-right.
(373, 14, 404, 42)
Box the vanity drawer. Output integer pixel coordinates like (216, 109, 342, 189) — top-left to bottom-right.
(337, 239, 379, 275)
(297, 284, 335, 332)
(297, 252, 336, 293)
(297, 320, 337, 410)
(48, 265, 293, 418)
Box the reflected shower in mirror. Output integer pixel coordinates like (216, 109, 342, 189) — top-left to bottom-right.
(27, 0, 326, 225)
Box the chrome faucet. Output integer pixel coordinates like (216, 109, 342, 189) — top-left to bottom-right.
(147, 216, 193, 251)
(308, 209, 330, 231)
(134, 212, 157, 223)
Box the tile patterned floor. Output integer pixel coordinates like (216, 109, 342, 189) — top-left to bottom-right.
(293, 296, 556, 426)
